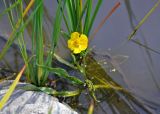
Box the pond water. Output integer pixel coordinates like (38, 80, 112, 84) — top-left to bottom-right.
(0, 0, 160, 114)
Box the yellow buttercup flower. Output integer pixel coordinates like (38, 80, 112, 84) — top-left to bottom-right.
(68, 32, 88, 54)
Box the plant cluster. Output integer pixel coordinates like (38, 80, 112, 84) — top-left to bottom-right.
(0, 0, 159, 113)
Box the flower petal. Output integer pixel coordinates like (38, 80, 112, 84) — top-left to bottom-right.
(79, 34, 88, 50)
(73, 48, 81, 54)
(67, 39, 74, 50)
(71, 32, 80, 39)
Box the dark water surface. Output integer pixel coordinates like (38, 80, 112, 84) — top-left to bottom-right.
(0, 0, 160, 114)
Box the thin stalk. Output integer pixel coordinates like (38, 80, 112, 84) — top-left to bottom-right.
(88, 0, 102, 35)
(3, 0, 16, 28)
(66, 0, 75, 31)
(80, 0, 83, 32)
(75, 0, 88, 32)
(90, 2, 120, 40)
(83, 0, 92, 35)
(33, 0, 44, 85)
(128, 0, 160, 40)
(0, 0, 21, 19)
(0, 0, 35, 60)
(17, 1, 31, 82)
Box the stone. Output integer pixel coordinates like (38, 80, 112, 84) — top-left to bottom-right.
(0, 81, 78, 114)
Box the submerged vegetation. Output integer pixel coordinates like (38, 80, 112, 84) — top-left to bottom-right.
(0, 0, 160, 113)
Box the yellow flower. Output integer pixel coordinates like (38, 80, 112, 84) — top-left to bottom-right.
(68, 32, 88, 54)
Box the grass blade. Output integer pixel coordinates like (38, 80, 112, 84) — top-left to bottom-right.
(83, 0, 92, 35)
(88, 0, 102, 35)
(75, 0, 88, 31)
(0, 0, 21, 20)
(3, 0, 17, 28)
(52, 0, 64, 48)
(0, 65, 26, 110)
(43, 0, 64, 84)
(128, 0, 160, 40)
(32, 0, 44, 85)
(0, 0, 35, 60)
(66, 0, 75, 31)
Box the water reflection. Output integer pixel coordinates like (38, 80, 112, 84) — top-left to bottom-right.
(89, 49, 130, 88)
(84, 51, 156, 114)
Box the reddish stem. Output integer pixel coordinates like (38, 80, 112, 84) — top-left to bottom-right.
(90, 2, 121, 41)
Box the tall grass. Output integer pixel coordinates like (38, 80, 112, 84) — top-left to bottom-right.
(0, 0, 81, 109)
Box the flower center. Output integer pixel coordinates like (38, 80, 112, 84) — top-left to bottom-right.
(73, 40, 79, 48)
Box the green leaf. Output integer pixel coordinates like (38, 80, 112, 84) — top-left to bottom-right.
(43, 0, 64, 84)
(52, 0, 64, 48)
(88, 0, 102, 34)
(65, 0, 72, 31)
(32, 0, 44, 85)
(54, 53, 77, 69)
(76, 0, 88, 31)
(0, 0, 38, 61)
(19, 85, 81, 97)
(39, 65, 84, 85)
(39, 87, 81, 97)
(83, 0, 92, 35)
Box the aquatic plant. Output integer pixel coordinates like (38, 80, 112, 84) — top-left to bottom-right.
(0, 0, 67, 109)
(0, 0, 160, 113)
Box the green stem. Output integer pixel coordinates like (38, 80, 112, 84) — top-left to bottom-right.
(128, 0, 160, 40)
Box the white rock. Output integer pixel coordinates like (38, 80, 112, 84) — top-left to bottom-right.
(0, 81, 78, 114)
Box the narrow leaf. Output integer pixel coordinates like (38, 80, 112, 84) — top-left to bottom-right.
(19, 85, 81, 97)
(83, 0, 92, 35)
(39, 65, 84, 85)
(39, 87, 81, 97)
(128, 0, 160, 40)
(88, 0, 102, 35)
(0, 0, 21, 19)
(0, 0, 35, 60)
(54, 53, 77, 69)
(0, 65, 26, 110)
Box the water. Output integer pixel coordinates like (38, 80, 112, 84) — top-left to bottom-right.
(0, 0, 160, 114)
(0, 36, 159, 113)
(84, 51, 159, 114)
